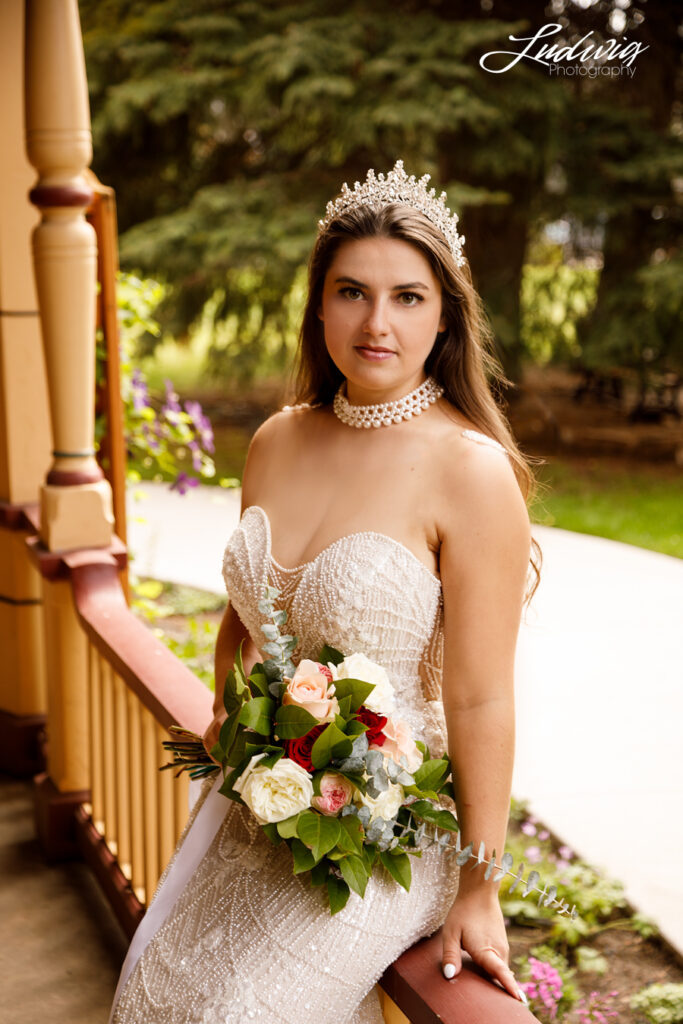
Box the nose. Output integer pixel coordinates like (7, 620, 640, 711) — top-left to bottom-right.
(363, 296, 390, 338)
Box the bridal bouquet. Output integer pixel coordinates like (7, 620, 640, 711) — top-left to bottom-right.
(163, 585, 577, 919)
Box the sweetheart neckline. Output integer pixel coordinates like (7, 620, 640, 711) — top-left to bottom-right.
(242, 504, 442, 590)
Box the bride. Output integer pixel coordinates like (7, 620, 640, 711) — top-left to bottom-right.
(110, 161, 539, 1023)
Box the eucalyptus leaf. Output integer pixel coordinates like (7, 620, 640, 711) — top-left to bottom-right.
(261, 623, 280, 641)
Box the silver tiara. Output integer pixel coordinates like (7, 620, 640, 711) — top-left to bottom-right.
(318, 159, 466, 267)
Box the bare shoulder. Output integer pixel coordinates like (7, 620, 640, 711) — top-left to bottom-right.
(240, 403, 323, 507)
(430, 415, 531, 560)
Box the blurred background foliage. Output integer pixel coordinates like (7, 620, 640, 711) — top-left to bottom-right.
(79, 0, 682, 395)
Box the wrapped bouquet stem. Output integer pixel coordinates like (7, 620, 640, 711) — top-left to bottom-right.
(163, 585, 577, 918)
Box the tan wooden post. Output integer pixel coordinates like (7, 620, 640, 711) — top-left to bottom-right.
(0, 0, 52, 775)
(24, 0, 116, 858)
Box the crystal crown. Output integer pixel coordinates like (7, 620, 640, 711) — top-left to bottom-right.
(318, 159, 466, 267)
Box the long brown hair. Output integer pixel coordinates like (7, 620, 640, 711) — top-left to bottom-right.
(290, 201, 541, 605)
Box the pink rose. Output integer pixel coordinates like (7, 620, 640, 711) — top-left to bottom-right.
(370, 717, 422, 772)
(312, 772, 354, 816)
(282, 659, 339, 722)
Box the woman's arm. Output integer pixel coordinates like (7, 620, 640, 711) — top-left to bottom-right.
(202, 419, 278, 757)
(438, 443, 532, 1003)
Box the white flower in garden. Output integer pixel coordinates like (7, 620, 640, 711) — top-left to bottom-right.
(356, 781, 405, 823)
(336, 652, 396, 714)
(233, 754, 314, 824)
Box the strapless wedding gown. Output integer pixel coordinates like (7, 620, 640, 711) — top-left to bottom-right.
(109, 430, 506, 1024)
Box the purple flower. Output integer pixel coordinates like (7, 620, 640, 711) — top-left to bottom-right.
(537, 829, 550, 841)
(184, 399, 214, 453)
(525, 845, 542, 864)
(164, 379, 182, 413)
(188, 438, 203, 472)
(131, 368, 150, 412)
(558, 844, 574, 861)
(170, 471, 200, 496)
(521, 821, 537, 836)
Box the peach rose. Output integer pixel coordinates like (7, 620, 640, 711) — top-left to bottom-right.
(282, 659, 339, 722)
(311, 772, 355, 816)
(370, 717, 422, 772)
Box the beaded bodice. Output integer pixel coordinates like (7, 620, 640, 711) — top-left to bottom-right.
(222, 504, 448, 753)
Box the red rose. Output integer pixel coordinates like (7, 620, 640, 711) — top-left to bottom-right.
(285, 724, 326, 773)
(355, 707, 387, 747)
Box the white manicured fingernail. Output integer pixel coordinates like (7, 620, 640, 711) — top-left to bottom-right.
(517, 987, 529, 1005)
(442, 963, 456, 979)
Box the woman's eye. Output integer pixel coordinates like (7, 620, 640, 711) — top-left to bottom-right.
(340, 286, 363, 300)
(398, 292, 423, 306)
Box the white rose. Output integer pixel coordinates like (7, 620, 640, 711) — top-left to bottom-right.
(356, 781, 405, 823)
(336, 652, 396, 714)
(233, 754, 314, 824)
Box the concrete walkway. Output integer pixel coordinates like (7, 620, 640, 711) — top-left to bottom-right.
(127, 482, 683, 954)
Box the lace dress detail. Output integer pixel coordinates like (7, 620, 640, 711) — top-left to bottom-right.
(110, 430, 507, 1024)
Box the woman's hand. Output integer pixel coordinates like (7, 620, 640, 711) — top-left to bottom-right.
(202, 708, 227, 763)
(441, 887, 527, 1005)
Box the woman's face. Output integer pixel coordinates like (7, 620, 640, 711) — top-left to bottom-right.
(318, 236, 446, 404)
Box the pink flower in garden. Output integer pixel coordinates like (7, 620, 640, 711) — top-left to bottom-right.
(521, 821, 537, 836)
(525, 845, 543, 864)
(538, 829, 550, 841)
(575, 989, 620, 1023)
(519, 958, 564, 1022)
(558, 844, 574, 861)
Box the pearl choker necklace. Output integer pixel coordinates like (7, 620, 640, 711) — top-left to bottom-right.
(333, 376, 444, 429)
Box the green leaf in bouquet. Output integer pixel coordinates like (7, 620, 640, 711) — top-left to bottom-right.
(336, 695, 353, 719)
(262, 658, 282, 682)
(332, 678, 375, 712)
(337, 814, 364, 854)
(225, 730, 249, 768)
(339, 855, 370, 898)
(331, 769, 366, 794)
(297, 810, 342, 862)
(276, 813, 301, 839)
(248, 671, 270, 699)
(291, 838, 316, 874)
(361, 843, 378, 872)
(438, 780, 455, 800)
(234, 639, 248, 693)
(209, 741, 224, 764)
(409, 759, 450, 795)
(380, 850, 412, 892)
(222, 670, 246, 716)
(275, 705, 320, 738)
(218, 709, 241, 760)
(310, 860, 329, 887)
(311, 722, 353, 769)
(408, 799, 459, 832)
(258, 748, 285, 769)
(415, 739, 429, 762)
(344, 718, 368, 738)
(262, 823, 283, 846)
(326, 873, 350, 914)
(218, 758, 251, 802)
(238, 696, 275, 736)
(318, 644, 344, 667)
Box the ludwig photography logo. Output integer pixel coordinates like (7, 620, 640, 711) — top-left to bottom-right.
(479, 22, 649, 79)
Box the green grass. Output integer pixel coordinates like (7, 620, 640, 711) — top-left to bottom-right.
(531, 457, 683, 559)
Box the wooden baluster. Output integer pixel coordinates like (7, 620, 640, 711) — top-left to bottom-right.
(157, 723, 176, 876)
(141, 707, 160, 903)
(100, 660, 117, 856)
(88, 645, 104, 834)
(128, 691, 145, 904)
(114, 672, 131, 880)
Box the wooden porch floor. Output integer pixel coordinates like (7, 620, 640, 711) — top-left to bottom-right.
(1, 773, 127, 1024)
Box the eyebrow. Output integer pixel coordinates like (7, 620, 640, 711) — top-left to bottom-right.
(333, 276, 431, 290)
